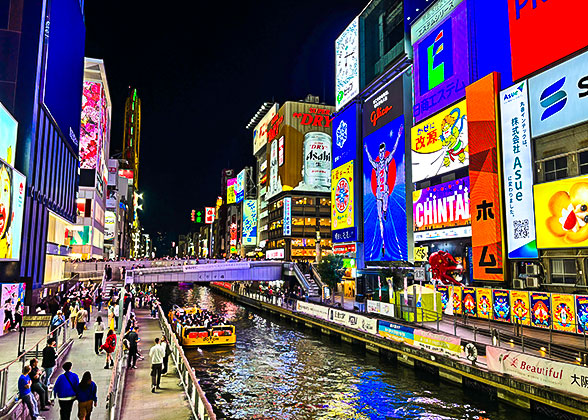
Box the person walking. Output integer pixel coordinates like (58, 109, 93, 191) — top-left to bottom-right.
(19, 366, 43, 420)
(124, 327, 140, 369)
(99, 329, 116, 369)
(53, 362, 79, 420)
(160, 336, 171, 375)
(113, 304, 119, 331)
(95, 290, 103, 313)
(93, 316, 105, 355)
(76, 371, 97, 420)
(29, 359, 50, 411)
(76, 306, 88, 339)
(69, 304, 78, 331)
(107, 305, 114, 331)
(41, 338, 57, 388)
(149, 338, 164, 393)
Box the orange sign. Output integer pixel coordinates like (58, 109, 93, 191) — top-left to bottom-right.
(466, 73, 505, 281)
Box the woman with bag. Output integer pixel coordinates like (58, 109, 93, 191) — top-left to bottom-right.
(99, 329, 116, 369)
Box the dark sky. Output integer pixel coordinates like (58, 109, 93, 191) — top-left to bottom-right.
(83, 1, 365, 238)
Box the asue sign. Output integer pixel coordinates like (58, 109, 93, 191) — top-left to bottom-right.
(529, 50, 588, 138)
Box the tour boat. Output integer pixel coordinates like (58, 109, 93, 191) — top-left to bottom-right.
(168, 305, 236, 347)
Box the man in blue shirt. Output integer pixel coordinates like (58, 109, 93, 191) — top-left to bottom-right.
(53, 362, 79, 420)
(18, 366, 43, 420)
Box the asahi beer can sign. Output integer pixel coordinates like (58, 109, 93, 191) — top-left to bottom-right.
(303, 132, 332, 191)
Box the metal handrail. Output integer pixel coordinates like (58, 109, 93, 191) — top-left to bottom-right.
(157, 304, 216, 420)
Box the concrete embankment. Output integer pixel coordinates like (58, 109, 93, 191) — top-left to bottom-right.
(211, 285, 588, 420)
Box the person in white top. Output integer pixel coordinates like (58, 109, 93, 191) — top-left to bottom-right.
(148, 338, 165, 393)
(94, 316, 105, 355)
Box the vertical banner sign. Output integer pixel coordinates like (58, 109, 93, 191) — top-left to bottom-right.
(530, 291, 551, 329)
(283, 197, 291, 236)
(551, 294, 576, 333)
(510, 290, 531, 326)
(204, 207, 215, 224)
(437, 285, 449, 311)
(462, 287, 476, 316)
(500, 81, 538, 259)
(575, 295, 588, 334)
(476, 288, 492, 319)
(492, 289, 511, 322)
(235, 170, 245, 203)
(466, 72, 505, 281)
(335, 17, 359, 111)
(242, 199, 257, 246)
(333, 103, 358, 167)
(278, 136, 284, 166)
(331, 161, 356, 242)
(452, 286, 462, 315)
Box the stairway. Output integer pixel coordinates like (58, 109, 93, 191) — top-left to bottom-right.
(302, 272, 320, 297)
(102, 279, 123, 300)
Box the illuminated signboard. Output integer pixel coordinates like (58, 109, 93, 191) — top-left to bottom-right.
(80, 81, 106, 169)
(412, 1, 469, 123)
(242, 199, 257, 246)
(335, 17, 359, 111)
(362, 77, 403, 138)
(70, 225, 91, 246)
(226, 178, 236, 204)
(411, 99, 468, 183)
(235, 170, 245, 203)
(278, 136, 284, 166)
(104, 211, 116, 241)
(411, 0, 464, 44)
(529, 50, 588, 138)
(333, 102, 357, 167)
(0, 102, 17, 166)
(363, 114, 407, 262)
(0, 161, 25, 261)
(205, 207, 215, 224)
(118, 169, 133, 180)
(266, 248, 284, 259)
(283, 197, 291, 236)
(507, 0, 588, 81)
(533, 174, 588, 249)
(413, 177, 470, 240)
(253, 104, 278, 155)
(500, 81, 538, 259)
(466, 73, 505, 281)
(331, 161, 355, 243)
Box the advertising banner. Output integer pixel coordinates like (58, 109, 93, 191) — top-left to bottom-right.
(253, 103, 278, 155)
(226, 178, 236, 204)
(335, 17, 359, 111)
(451, 286, 462, 315)
(467, 73, 505, 281)
(235, 170, 245, 203)
(333, 102, 358, 166)
(296, 300, 329, 321)
(205, 207, 215, 224)
(80, 81, 107, 170)
(411, 100, 468, 183)
(413, 329, 461, 357)
(331, 161, 355, 243)
(414, 246, 428, 262)
(242, 199, 257, 246)
(328, 308, 377, 335)
(500, 81, 538, 259)
(412, 1, 469, 123)
(362, 78, 404, 138)
(462, 287, 476, 316)
(551, 294, 576, 333)
(378, 320, 414, 345)
(1, 283, 25, 333)
(363, 114, 407, 262)
(437, 285, 449, 311)
(530, 291, 551, 329)
(529, 50, 588, 138)
(411, 0, 464, 44)
(0, 161, 26, 261)
(510, 290, 531, 326)
(492, 289, 511, 322)
(0, 102, 17, 166)
(283, 197, 291, 237)
(266, 249, 284, 260)
(413, 177, 470, 237)
(507, 0, 588, 81)
(476, 288, 492, 319)
(486, 346, 588, 399)
(533, 174, 588, 249)
(366, 300, 395, 318)
(104, 211, 116, 241)
(576, 295, 588, 334)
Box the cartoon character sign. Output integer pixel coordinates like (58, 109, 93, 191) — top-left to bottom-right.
(492, 289, 511, 322)
(440, 108, 468, 168)
(476, 288, 492, 319)
(452, 286, 462, 315)
(530, 292, 551, 329)
(462, 287, 476, 316)
(551, 294, 576, 333)
(576, 295, 588, 334)
(363, 115, 407, 261)
(437, 285, 449, 311)
(510, 291, 531, 326)
(428, 251, 463, 286)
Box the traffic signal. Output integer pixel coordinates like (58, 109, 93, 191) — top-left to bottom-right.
(195, 210, 203, 224)
(190, 209, 195, 222)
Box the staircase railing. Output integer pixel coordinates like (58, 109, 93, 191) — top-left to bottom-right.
(290, 263, 314, 296)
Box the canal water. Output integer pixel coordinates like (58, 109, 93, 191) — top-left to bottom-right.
(162, 285, 532, 420)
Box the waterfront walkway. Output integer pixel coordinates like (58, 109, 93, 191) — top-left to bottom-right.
(119, 309, 191, 420)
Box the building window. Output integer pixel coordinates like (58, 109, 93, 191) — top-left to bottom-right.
(550, 259, 576, 284)
(579, 151, 588, 175)
(544, 156, 567, 182)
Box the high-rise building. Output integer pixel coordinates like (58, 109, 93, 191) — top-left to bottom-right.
(122, 88, 142, 190)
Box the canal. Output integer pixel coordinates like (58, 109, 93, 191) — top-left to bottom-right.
(162, 285, 532, 420)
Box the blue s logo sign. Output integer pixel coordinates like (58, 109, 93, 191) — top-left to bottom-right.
(540, 77, 567, 121)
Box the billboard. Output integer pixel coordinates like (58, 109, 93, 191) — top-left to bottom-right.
(529, 50, 588, 138)
(335, 17, 359, 111)
(492, 289, 511, 322)
(530, 291, 551, 329)
(0, 103, 17, 166)
(333, 102, 358, 167)
(283, 197, 291, 237)
(363, 114, 407, 262)
(411, 99, 468, 183)
(0, 160, 25, 261)
(235, 170, 245, 203)
(242, 199, 257, 246)
(533, 174, 588, 249)
(476, 287, 492, 319)
(205, 207, 215, 224)
(80, 82, 107, 170)
(551, 294, 576, 333)
(104, 211, 115, 241)
(253, 104, 278, 155)
(411, 0, 464, 44)
(510, 290, 531, 326)
(412, 1, 469, 123)
(500, 81, 538, 259)
(265, 102, 334, 200)
(507, 0, 588, 81)
(413, 177, 470, 238)
(362, 77, 404, 138)
(331, 161, 355, 243)
(42, 0, 85, 151)
(466, 73, 505, 281)
(226, 178, 236, 204)
(576, 295, 588, 334)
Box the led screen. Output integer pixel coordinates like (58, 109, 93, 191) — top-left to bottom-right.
(0, 159, 25, 261)
(104, 211, 116, 241)
(0, 102, 17, 166)
(242, 199, 257, 246)
(331, 161, 355, 243)
(335, 17, 359, 111)
(332, 102, 357, 167)
(80, 82, 106, 169)
(235, 170, 245, 203)
(226, 178, 236, 204)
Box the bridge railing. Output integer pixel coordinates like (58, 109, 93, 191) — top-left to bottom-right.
(157, 304, 216, 420)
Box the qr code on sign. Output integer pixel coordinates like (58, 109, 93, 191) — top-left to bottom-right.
(514, 219, 529, 239)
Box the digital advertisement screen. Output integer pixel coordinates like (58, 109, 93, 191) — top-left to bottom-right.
(529, 50, 588, 138)
(1, 283, 25, 333)
(42, 0, 85, 151)
(235, 170, 245, 203)
(0, 159, 25, 261)
(533, 174, 588, 249)
(80, 82, 106, 169)
(363, 114, 407, 262)
(335, 17, 359, 111)
(412, 0, 469, 123)
(70, 225, 91, 246)
(362, 77, 404, 139)
(333, 102, 358, 167)
(242, 199, 257, 246)
(500, 81, 537, 259)
(507, 0, 588, 81)
(0, 102, 17, 166)
(411, 99, 468, 183)
(253, 104, 278, 155)
(226, 178, 236, 204)
(331, 161, 355, 243)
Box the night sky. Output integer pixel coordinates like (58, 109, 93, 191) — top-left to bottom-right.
(83, 1, 365, 238)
